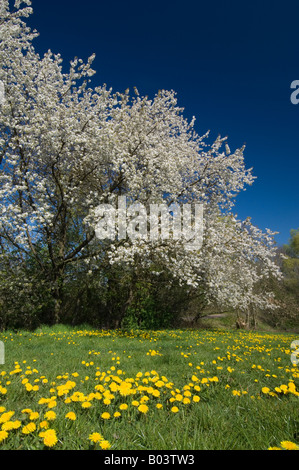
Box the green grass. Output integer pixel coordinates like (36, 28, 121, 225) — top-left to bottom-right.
(0, 325, 298, 450)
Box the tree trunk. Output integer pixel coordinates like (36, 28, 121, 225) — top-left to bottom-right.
(51, 267, 65, 324)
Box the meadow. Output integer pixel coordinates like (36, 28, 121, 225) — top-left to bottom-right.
(0, 325, 298, 450)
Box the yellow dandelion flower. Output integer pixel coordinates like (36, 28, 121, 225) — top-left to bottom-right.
(100, 440, 111, 450)
(65, 412, 76, 421)
(101, 412, 110, 420)
(38, 398, 49, 405)
(2, 420, 21, 431)
(22, 422, 36, 434)
(171, 406, 179, 413)
(138, 404, 149, 414)
(119, 404, 128, 411)
(11, 420, 22, 430)
(41, 429, 58, 448)
(89, 432, 103, 443)
(44, 410, 56, 421)
(155, 380, 164, 388)
(81, 401, 92, 409)
(140, 395, 149, 404)
(2, 421, 14, 431)
(39, 420, 49, 429)
(119, 382, 133, 396)
(0, 430, 8, 443)
(47, 400, 57, 409)
(280, 440, 299, 450)
(0, 411, 14, 424)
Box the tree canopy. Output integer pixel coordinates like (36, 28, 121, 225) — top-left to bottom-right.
(0, 1, 282, 329)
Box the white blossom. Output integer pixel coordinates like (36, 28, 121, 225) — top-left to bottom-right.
(0, 1, 282, 317)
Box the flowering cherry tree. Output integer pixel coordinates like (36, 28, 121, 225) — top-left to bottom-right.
(0, 1, 281, 325)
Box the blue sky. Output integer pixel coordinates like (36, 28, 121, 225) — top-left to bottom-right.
(25, 0, 299, 246)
